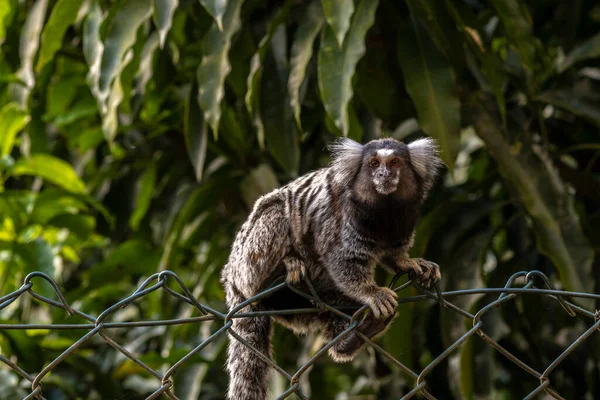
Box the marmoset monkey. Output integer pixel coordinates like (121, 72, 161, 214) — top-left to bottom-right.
(221, 137, 443, 400)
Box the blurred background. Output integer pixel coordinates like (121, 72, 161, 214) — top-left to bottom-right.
(1, 0, 600, 398)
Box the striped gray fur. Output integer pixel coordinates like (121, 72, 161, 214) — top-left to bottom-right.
(221, 137, 443, 400)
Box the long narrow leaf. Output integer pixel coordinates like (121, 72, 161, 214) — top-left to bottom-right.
(35, 0, 86, 71)
(98, 0, 152, 99)
(318, 0, 379, 136)
(199, 0, 227, 31)
(396, 13, 460, 168)
(558, 32, 600, 72)
(321, 0, 354, 47)
(12, 0, 49, 106)
(184, 81, 208, 182)
(245, 1, 293, 148)
(152, 0, 178, 48)
(465, 93, 594, 297)
(0, 103, 30, 157)
(288, 1, 324, 130)
(196, 0, 243, 138)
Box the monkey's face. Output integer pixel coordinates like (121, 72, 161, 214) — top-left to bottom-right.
(360, 141, 415, 196)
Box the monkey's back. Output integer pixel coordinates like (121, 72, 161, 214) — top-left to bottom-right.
(222, 167, 344, 300)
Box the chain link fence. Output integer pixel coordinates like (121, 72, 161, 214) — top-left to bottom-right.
(0, 269, 599, 399)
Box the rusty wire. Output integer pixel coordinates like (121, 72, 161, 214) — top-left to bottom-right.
(0, 269, 599, 399)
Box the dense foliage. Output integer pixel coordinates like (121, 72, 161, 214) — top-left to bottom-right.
(1, 0, 600, 398)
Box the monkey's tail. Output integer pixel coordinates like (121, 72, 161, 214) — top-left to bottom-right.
(225, 283, 272, 400)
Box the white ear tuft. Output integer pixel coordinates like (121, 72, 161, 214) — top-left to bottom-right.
(407, 137, 443, 192)
(328, 138, 364, 184)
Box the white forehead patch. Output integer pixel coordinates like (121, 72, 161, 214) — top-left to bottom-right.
(376, 149, 394, 157)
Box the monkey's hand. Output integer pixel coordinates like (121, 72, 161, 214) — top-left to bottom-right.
(398, 258, 441, 288)
(283, 256, 306, 285)
(365, 287, 398, 319)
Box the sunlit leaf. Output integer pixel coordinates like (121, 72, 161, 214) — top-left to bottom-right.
(288, 0, 324, 130)
(396, 13, 460, 169)
(318, 0, 378, 136)
(129, 163, 157, 230)
(30, 189, 89, 224)
(199, 0, 227, 31)
(98, 0, 152, 98)
(83, 0, 105, 100)
(13, 154, 87, 194)
(152, 0, 178, 48)
(35, 0, 86, 72)
(0, 0, 14, 45)
(321, 0, 354, 47)
(184, 81, 208, 182)
(135, 32, 160, 96)
(0, 103, 30, 157)
(11, 0, 49, 106)
(196, 0, 243, 138)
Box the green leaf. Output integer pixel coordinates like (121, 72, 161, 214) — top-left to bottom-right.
(30, 189, 89, 224)
(240, 164, 279, 209)
(152, 0, 178, 48)
(464, 92, 595, 297)
(321, 0, 354, 47)
(196, 0, 243, 138)
(537, 90, 600, 129)
(199, 0, 227, 31)
(184, 81, 208, 182)
(406, 0, 464, 68)
(129, 163, 157, 230)
(490, 0, 538, 75)
(288, 0, 324, 130)
(318, 0, 379, 136)
(245, 1, 293, 148)
(135, 32, 160, 97)
(261, 47, 300, 175)
(0, 103, 30, 157)
(98, 0, 152, 96)
(396, 13, 460, 169)
(47, 213, 96, 238)
(12, 154, 87, 194)
(0, 0, 14, 45)
(87, 239, 161, 287)
(15, 239, 55, 299)
(11, 0, 49, 106)
(35, 0, 85, 72)
(83, 0, 104, 100)
(558, 32, 600, 72)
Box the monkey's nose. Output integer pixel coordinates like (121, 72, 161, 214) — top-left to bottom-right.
(377, 170, 391, 179)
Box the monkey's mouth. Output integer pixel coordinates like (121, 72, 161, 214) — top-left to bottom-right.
(374, 179, 399, 195)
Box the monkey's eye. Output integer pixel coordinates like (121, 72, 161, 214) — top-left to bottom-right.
(369, 159, 380, 168)
(390, 158, 401, 167)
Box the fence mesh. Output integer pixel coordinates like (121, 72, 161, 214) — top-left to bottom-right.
(0, 269, 599, 400)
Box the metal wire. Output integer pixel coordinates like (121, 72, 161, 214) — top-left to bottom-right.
(0, 269, 598, 399)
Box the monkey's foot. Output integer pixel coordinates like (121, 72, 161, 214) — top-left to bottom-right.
(366, 287, 398, 319)
(284, 257, 306, 285)
(406, 258, 441, 288)
(335, 313, 394, 356)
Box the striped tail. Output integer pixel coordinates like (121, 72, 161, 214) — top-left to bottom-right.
(225, 284, 272, 400)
